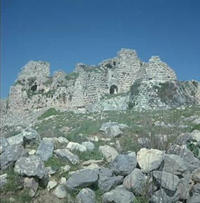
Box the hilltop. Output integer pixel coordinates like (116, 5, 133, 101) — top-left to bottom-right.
(1, 49, 199, 128)
(0, 49, 200, 203)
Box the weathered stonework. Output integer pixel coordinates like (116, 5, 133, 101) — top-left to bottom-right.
(6, 49, 178, 113)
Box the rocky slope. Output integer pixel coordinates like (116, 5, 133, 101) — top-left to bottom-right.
(1, 106, 200, 202)
(1, 49, 200, 202)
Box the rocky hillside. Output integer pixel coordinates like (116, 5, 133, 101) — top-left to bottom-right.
(129, 80, 200, 110)
(1, 49, 200, 202)
(1, 105, 200, 202)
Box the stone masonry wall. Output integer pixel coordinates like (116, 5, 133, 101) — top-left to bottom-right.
(7, 49, 177, 113)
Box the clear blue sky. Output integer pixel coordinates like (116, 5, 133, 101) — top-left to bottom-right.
(1, 0, 200, 98)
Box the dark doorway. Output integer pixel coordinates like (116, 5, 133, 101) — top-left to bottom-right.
(110, 85, 118, 94)
(31, 84, 37, 91)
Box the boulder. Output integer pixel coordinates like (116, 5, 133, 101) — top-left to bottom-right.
(192, 183, 200, 194)
(100, 122, 128, 137)
(0, 144, 25, 170)
(54, 149, 79, 165)
(176, 176, 191, 200)
(14, 155, 46, 180)
(60, 177, 67, 185)
(7, 134, 24, 146)
(151, 189, 175, 203)
(67, 142, 87, 152)
(76, 188, 96, 203)
(137, 148, 165, 173)
(102, 185, 135, 203)
(24, 177, 39, 197)
(66, 169, 98, 190)
(99, 167, 113, 177)
(110, 153, 137, 176)
(57, 137, 69, 144)
(163, 154, 188, 175)
(191, 130, 200, 142)
(106, 125, 122, 137)
(99, 175, 124, 192)
(99, 145, 118, 162)
(123, 168, 146, 195)
(36, 140, 54, 161)
(53, 184, 67, 199)
(153, 171, 180, 192)
(192, 168, 200, 183)
(82, 141, 95, 151)
(7, 128, 40, 146)
(187, 193, 200, 203)
(0, 137, 9, 153)
(22, 128, 41, 144)
(168, 144, 200, 171)
(47, 180, 58, 191)
(98, 169, 123, 192)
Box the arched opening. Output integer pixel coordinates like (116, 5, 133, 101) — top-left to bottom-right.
(110, 85, 118, 95)
(31, 84, 37, 92)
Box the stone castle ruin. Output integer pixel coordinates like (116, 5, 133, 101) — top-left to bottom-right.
(7, 48, 179, 113)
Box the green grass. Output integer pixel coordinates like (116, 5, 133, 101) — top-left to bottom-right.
(38, 108, 60, 120)
(45, 156, 67, 171)
(0, 167, 22, 193)
(67, 119, 102, 142)
(35, 111, 102, 140)
(35, 105, 200, 153)
(76, 148, 103, 162)
(0, 167, 32, 203)
(16, 189, 32, 203)
(1, 189, 32, 203)
(191, 124, 200, 131)
(134, 196, 149, 203)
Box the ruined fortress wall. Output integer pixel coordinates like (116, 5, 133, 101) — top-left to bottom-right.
(73, 65, 108, 107)
(114, 49, 142, 93)
(145, 56, 177, 81)
(7, 49, 178, 112)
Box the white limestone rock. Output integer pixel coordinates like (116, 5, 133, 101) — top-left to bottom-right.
(191, 130, 200, 142)
(67, 142, 87, 152)
(47, 180, 57, 191)
(137, 148, 165, 173)
(54, 149, 80, 165)
(82, 141, 95, 151)
(53, 184, 67, 199)
(99, 145, 118, 162)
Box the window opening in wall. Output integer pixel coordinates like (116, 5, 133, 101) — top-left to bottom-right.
(110, 85, 118, 94)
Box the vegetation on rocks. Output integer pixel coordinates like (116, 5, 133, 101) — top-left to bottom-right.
(65, 72, 79, 80)
(38, 108, 60, 120)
